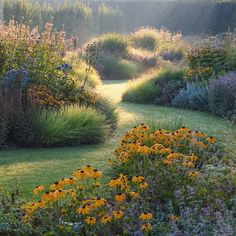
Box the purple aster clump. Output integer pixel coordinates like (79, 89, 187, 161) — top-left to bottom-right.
(208, 72, 236, 117)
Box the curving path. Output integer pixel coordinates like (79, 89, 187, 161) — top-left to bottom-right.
(0, 80, 235, 199)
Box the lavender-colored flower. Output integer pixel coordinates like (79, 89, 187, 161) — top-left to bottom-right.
(187, 186, 195, 197)
(201, 206, 211, 216)
(215, 211, 224, 222)
(175, 190, 182, 198)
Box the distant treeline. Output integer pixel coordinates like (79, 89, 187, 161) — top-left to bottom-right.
(3, 0, 236, 43)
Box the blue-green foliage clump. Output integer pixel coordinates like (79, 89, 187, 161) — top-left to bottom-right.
(172, 83, 209, 112)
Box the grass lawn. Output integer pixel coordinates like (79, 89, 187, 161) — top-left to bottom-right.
(0, 80, 235, 199)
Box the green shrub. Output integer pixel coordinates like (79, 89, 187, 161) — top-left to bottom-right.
(122, 71, 158, 103)
(153, 67, 186, 105)
(99, 33, 129, 55)
(98, 55, 140, 80)
(34, 106, 108, 147)
(187, 37, 228, 76)
(172, 82, 209, 112)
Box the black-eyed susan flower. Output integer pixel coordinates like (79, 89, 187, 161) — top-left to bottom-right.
(85, 216, 96, 225)
(188, 171, 200, 178)
(100, 215, 112, 224)
(206, 136, 216, 144)
(94, 197, 106, 207)
(115, 193, 126, 202)
(91, 169, 103, 179)
(139, 213, 153, 221)
(132, 175, 145, 183)
(74, 169, 87, 180)
(169, 214, 181, 222)
(50, 182, 61, 191)
(113, 210, 124, 219)
(141, 223, 152, 232)
(163, 159, 173, 165)
(139, 182, 148, 189)
(77, 206, 90, 215)
(129, 191, 140, 198)
(33, 185, 45, 195)
(182, 162, 195, 168)
(55, 189, 66, 198)
(42, 191, 54, 202)
(83, 165, 93, 176)
(108, 178, 121, 188)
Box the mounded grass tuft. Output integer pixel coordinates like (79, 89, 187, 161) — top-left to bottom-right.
(98, 55, 141, 80)
(122, 66, 187, 104)
(130, 27, 160, 51)
(99, 33, 129, 55)
(34, 106, 108, 146)
(122, 70, 159, 103)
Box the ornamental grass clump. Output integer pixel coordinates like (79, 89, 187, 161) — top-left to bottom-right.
(22, 165, 154, 235)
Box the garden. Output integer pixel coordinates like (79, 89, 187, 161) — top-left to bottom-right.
(0, 0, 236, 235)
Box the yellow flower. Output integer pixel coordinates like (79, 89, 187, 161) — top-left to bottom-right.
(113, 210, 124, 219)
(50, 182, 61, 191)
(94, 198, 107, 207)
(182, 162, 195, 168)
(85, 216, 96, 225)
(33, 185, 45, 195)
(115, 193, 126, 202)
(141, 223, 152, 232)
(67, 189, 77, 198)
(74, 169, 87, 179)
(42, 191, 55, 202)
(129, 191, 140, 198)
(77, 206, 90, 215)
(91, 169, 103, 179)
(54, 189, 66, 198)
(159, 148, 172, 155)
(188, 171, 200, 178)
(108, 178, 121, 188)
(163, 159, 173, 165)
(206, 136, 216, 144)
(132, 175, 145, 183)
(139, 213, 153, 221)
(166, 152, 183, 160)
(100, 215, 112, 224)
(83, 165, 93, 176)
(170, 214, 181, 222)
(139, 182, 148, 189)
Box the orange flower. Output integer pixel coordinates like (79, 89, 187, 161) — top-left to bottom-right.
(113, 210, 124, 219)
(139, 182, 148, 189)
(33, 185, 45, 195)
(85, 216, 96, 225)
(139, 213, 153, 221)
(141, 223, 152, 232)
(115, 193, 126, 202)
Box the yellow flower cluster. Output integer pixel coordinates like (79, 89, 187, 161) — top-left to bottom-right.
(114, 124, 217, 177)
(23, 164, 153, 233)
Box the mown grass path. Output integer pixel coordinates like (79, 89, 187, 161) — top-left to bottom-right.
(0, 80, 235, 199)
